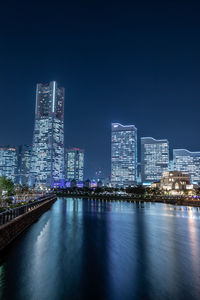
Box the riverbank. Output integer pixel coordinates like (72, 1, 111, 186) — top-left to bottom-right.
(55, 191, 200, 208)
(0, 194, 56, 251)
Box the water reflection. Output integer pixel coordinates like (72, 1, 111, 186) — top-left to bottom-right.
(0, 198, 200, 300)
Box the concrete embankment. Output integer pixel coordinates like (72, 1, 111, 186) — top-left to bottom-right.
(0, 195, 57, 251)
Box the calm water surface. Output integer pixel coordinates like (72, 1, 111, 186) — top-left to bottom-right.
(0, 198, 200, 300)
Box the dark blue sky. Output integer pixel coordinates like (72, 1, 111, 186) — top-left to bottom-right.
(0, 1, 200, 178)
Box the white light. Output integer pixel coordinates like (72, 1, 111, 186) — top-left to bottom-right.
(52, 81, 56, 112)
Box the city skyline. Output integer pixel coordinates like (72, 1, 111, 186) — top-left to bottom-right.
(1, 80, 200, 184)
(2, 80, 200, 179)
(1, 1, 200, 179)
(1, 2, 200, 300)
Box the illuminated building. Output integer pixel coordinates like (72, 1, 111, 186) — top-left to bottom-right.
(137, 162, 142, 184)
(30, 81, 65, 187)
(141, 137, 169, 184)
(168, 160, 174, 171)
(97, 180, 103, 187)
(159, 171, 193, 195)
(0, 146, 17, 182)
(173, 149, 200, 184)
(111, 123, 137, 187)
(84, 179, 91, 188)
(90, 180, 97, 188)
(17, 145, 32, 185)
(65, 148, 84, 181)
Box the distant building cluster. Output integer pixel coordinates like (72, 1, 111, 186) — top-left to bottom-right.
(0, 146, 18, 183)
(1, 81, 200, 189)
(0, 81, 85, 188)
(0, 145, 32, 185)
(111, 122, 200, 187)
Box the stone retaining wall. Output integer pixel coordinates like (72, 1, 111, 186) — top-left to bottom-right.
(0, 196, 56, 251)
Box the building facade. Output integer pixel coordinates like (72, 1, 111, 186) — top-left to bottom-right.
(17, 145, 32, 185)
(141, 137, 169, 184)
(30, 81, 65, 187)
(111, 123, 137, 187)
(173, 149, 200, 184)
(159, 171, 193, 195)
(0, 146, 17, 182)
(65, 148, 84, 182)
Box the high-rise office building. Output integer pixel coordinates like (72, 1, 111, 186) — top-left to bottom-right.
(17, 145, 32, 185)
(30, 81, 65, 187)
(65, 148, 84, 182)
(111, 123, 137, 187)
(168, 160, 174, 171)
(0, 146, 17, 182)
(141, 137, 169, 184)
(173, 149, 200, 184)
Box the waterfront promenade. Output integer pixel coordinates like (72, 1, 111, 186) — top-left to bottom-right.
(55, 189, 200, 208)
(0, 194, 56, 251)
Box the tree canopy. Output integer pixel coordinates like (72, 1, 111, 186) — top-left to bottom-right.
(0, 176, 15, 196)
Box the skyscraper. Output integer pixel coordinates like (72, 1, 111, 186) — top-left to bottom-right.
(173, 149, 200, 184)
(17, 145, 32, 185)
(141, 137, 169, 184)
(111, 123, 137, 187)
(0, 146, 17, 182)
(65, 148, 84, 182)
(30, 81, 65, 188)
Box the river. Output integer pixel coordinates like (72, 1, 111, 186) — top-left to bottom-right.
(0, 198, 200, 300)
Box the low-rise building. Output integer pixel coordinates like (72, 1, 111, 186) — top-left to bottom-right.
(160, 171, 193, 195)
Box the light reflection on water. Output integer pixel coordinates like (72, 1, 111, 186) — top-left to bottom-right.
(0, 198, 200, 300)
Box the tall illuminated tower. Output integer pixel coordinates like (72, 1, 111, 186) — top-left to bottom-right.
(65, 148, 84, 182)
(30, 81, 65, 188)
(111, 123, 137, 187)
(141, 137, 169, 184)
(173, 149, 200, 184)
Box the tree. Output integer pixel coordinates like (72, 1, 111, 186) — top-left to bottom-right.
(126, 185, 146, 195)
(0, 176, 15, 196)
(15, 183, 30, 194)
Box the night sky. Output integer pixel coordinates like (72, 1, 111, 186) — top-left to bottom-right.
(0, 1, 200, 179)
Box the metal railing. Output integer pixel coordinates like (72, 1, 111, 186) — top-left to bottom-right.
(0, 194, 56, 226)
